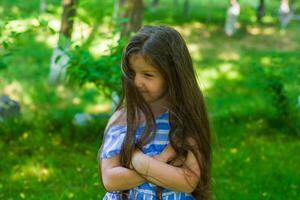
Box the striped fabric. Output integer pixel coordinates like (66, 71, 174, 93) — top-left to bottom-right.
(99, 111, 195, 200)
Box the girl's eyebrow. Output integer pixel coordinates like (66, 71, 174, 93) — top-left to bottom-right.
(130, 66, 158, 73)
(141, 70, 157, 73)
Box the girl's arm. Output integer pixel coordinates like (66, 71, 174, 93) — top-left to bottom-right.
(101, 109, 146, 191)
(101, 155, 146, 192)
(100, 144, 175, 192)
(131, 148, 201, 193)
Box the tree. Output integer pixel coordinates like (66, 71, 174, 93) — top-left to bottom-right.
(60, 0, 77, 41)
(114, 0, 144, 38)
(151, 0, 159, 10)
(279, 0, 291, 28)
(40, 0, 47, 14)
(183, 0, 189, 17)
(224, 0, 240, 36)
(48, 0, 78, 85)
(256, 0, 266, 23)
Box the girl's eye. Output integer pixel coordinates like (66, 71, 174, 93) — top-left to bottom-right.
(144, 73, 154, 77)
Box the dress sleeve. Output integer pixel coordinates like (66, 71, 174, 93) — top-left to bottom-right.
(99, 125, 126, 159)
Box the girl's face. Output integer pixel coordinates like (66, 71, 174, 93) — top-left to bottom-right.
(129, 53, 168, 105)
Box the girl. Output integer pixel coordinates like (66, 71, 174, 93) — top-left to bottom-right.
(99, 25, 211, 200)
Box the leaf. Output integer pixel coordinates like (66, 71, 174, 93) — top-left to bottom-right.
(2, 41, 9, 49)
(48, 26, 56, 34)
(0, 61, 7, 70)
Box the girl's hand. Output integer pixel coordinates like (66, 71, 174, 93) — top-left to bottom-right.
(154, 144, 176, 163)
(130, 149, 150, 175)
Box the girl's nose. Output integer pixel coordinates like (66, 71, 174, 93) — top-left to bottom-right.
(134, 74, 143, 88)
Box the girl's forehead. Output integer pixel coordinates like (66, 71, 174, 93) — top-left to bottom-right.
(129, 54, 158, 72)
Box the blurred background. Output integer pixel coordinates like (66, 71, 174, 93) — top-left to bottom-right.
(0, 0, 299, 199)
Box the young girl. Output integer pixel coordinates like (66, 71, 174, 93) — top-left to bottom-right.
(99, 25, 211, 200)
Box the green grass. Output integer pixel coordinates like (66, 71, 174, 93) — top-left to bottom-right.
(0, 0, 299, 199)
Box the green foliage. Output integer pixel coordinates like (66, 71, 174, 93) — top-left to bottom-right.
(66, 37, 126, 98)
(77, 0, 114, 25)
(0, 20, 13, 70)
(0, 15, 51, 71)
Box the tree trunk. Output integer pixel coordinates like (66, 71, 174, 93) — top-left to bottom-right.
(279, 0, 291, 28)
(256, 0, 265, 22)
(118, 0, 144, 38)
(224, 0, 240, 36)
(81, 22, 101, 49)
(183, 0, 189, 17)
(151, 0, 159, 10)
(49, 0, 77, 85)
(60, 0, 77, 44)
(40, 0, 47, 14)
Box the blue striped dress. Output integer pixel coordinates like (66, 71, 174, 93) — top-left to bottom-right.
(99, 111, 195, 200)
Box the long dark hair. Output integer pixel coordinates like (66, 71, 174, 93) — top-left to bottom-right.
(116, 25, 211, 200)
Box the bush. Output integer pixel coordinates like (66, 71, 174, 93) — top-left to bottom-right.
(66, 37, 125, 99)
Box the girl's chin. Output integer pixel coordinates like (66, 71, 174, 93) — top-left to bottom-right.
(142, 94, 166, 104)
(142, 96, 155, 103)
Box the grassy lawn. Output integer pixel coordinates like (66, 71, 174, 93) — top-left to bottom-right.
(0, 0, 299, 199)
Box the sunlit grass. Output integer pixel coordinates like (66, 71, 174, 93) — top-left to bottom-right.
(217, 51, 240, 61)
(196, 62, 242, 92)
(2, 81, 24, 101)
(260, 56, 272, 66)
(218, 63, 241, 80)
(11, 161, 53, 182)
(246, 26, 277, 35)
